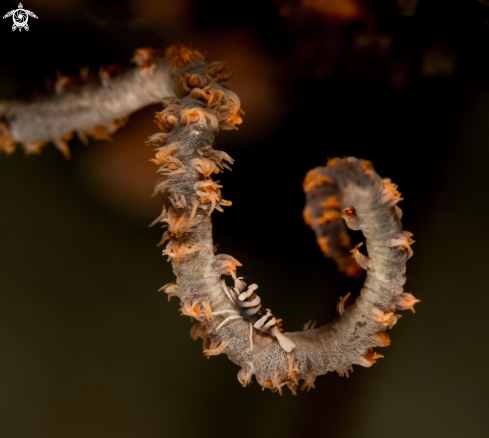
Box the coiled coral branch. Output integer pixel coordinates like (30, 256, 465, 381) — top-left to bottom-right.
(149, 46, 418, 394)
(1, 43, 418, 394)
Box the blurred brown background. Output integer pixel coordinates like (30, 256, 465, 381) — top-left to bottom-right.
(0, 0, 488, 437)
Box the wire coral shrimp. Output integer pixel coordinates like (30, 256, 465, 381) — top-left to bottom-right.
(214, 272, 296, 353)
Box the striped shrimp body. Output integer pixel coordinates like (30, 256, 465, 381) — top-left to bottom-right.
(215, 272, 296, 353)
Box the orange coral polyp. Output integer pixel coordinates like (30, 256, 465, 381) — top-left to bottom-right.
(303, 169, 334, 193)
(395, 293, 420, 313)
(317, 236, 331, 254)
(162, 241, 199, 264)
(303, 207, 313, 227)
(373, 331, 391, 347)
(150, 143, 179, 165)
(190, 322, 208, 341)
(316, 210, 341, 225)
(321, 195, 341, 210)
(380, 178, 404, 206)
(193, 157, 219, 177)
(166, 44, 206, 70)
(131, 47, 160, 68)
(194, 180, 229, 214)
(180, 299, 202, 320)
(203, 340, 230, 358)
(165, 207, 200, 237)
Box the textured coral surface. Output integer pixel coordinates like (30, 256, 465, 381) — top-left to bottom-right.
(0, 44, 418, 394)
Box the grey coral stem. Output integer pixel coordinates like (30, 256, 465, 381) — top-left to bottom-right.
(0, 59, 175, 147)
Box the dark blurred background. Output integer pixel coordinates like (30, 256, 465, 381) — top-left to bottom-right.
(0, 0, 488, 437)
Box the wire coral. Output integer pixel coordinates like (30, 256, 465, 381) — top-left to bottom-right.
(0, 47, 175, 157)
(0, 44, 418, 394)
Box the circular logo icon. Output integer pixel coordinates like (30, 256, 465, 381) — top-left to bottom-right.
(13, 9, 27, 27)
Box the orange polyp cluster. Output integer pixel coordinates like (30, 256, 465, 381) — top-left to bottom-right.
(190, 321, 208, 341)
(321, 195, 341, 210)
(179, 299, 202, 320)
(336, 292, 352, 316)
(389, 231, 415, 259)
(131, 47, 163, 76)
(150, 143, 180, 166)
(207, 60, 234, 83)
(302, 207, 313, 227)
(0, 122, 15, 154)
(165, 44, 206, 70)
(144, 47, 242, 302)
(270, 370, 287, 395)
(338, 258, 362, 278)
(310, 198, 361, 275)
(178, 107, 204, 128)
(162, 241, 199, 264)
(326, 157, 344, 168)
(194, 180, 231, 215)
(98, 64, 121, 84)
(373, 331, 391, 347)
(180, 299, 214, 322)
(155, 107, 180, 132)
(193, 157, 219, 178)
(238, 367, 253, 387)
(395, 292, 421, 313)
(159, 280, 181, 301)
(381, 178, 404, 206)
(165, 207, 201, 238)
(212, 254, 242, 277)
(286, 357, 300, 394)
(359, 348, 384, 367)
(203, 339, 230, 358)
(173, 60, 243, 132)
(336, 365, 354, 378)
(360, 159, 374, 174)
(52, 65, 106, 94)
(317, 235, 331, 253)
(261, 372, 291, 395)
(146, 132, 169, 146)
(197, 146, 234, 171)
(167, 193, 189, 209)
(157, 157, 186, 177)
(373, 308, 395, 326)
(372, 307, 402, 330)
(316, 210, 342, 225)
(303, 168, 334, 193)
(301, 373, 317, 392)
